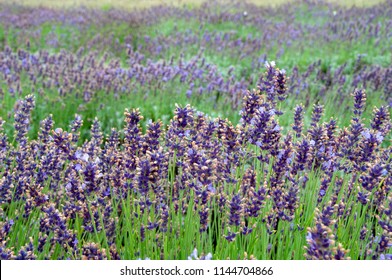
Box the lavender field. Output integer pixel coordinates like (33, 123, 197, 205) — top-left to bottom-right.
(0, 0, 391, 260)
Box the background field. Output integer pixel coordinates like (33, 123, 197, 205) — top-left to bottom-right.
(1, 0, 388, 8)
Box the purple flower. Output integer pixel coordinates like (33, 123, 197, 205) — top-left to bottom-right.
(13, 95, 35, 148)
(198, 206, 209, 233)
(225, 231, 237, 242)
(229, 194, 242, 227)
(82, 243, 107, 260)
(124, 108, 143, 154)
(292, 104, 304, 138)
(352, 88, 366, 117)
(310, 104, 323, 128)
(69, 114, 83, 143)
(240, 89, 262, 125)
(16, 240, 36, 260)
(371, 106, 390, 135)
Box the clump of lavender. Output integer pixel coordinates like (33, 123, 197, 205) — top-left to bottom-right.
(228, 193, 243, 227)
(0, 241, 15, 260)
(166, 104, 194, 157)
(0, 174, 13, 204)
(240, 89, 262, 125)
(305, 209, 350, 260)
(13, 94, 35, 148)
(198, 201, 210, 233)
(37, 114, 53, 153)
(292, 139, 313, 176)
(142, 120, 162, 154)
(124, 108, 143, 155)
(87, 117, 103, 158)
(0, 218, 14, 244)
(52, 128, 73, 158)
(16, 239, 36, 260)
(344, 89, 366, 161)
(69, 114, 83, 144)
(292, 104, 304, 138)
(309, 104, 324, 128)
(247, 103, 281, 160)
(39, 203, 78, 252)
(242, 168, 266, 219)
(275, 68, 288, 101)
(373, 195, 392, 259)
(82, 243, 107, 260)
(370, 105, 391, 138)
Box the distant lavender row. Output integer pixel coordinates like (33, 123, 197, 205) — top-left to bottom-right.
(0, 0, 391, 113)
(0, 47, 248, 108)
(0, 47, 390, 113)
(0, 64, 390, 259)
(2, 1, 391, 62)
(1, 1, 391, 43)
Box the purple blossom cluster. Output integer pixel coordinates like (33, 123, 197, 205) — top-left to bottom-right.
(2, 39, 390, 111)
(0, 61, 390, 259)
(0, 47, 247, 107)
